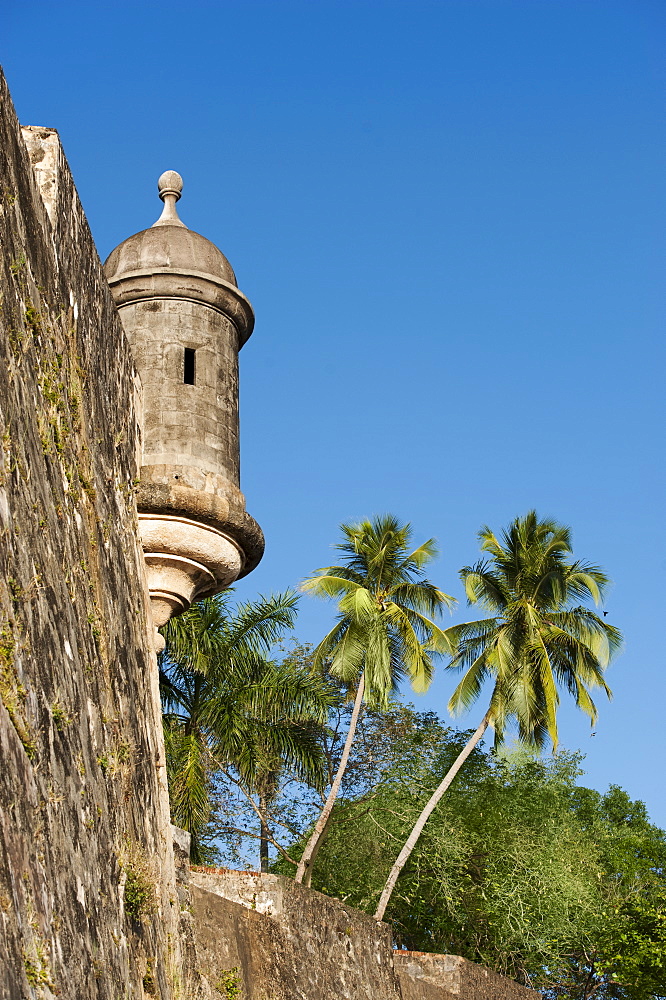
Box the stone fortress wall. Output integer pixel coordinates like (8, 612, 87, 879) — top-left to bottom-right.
(0, 69, 190, 998)
(0, 68, 539, 999)
(185, 864, 538, 1000)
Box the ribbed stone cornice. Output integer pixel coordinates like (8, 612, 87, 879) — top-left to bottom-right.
(107, 268, 255, 346)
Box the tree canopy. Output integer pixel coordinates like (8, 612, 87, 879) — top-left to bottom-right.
(159, 591, 332, 864)
(445, 511, 622, 748)
(277, 706, 665, 999)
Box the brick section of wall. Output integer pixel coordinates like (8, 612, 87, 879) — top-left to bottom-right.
(0, 71, 190, 999)
(395, 951, 540, 1000)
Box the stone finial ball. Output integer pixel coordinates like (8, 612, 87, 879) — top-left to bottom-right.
(157, 170, 183, 201)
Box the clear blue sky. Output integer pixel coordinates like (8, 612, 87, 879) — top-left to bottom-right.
(4, 1, 665, 825)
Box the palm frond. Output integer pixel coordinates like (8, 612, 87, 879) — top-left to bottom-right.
(525, 616, 560, 749)
(406, 537, 438, 569)
(311, 618, 349, 673)
(447, 651, 490, 717)
(460, 563, 509, 612)
(223, 590, 299, 654)
(442, 618, 500, 651)
(388, 580, 455, 617)
(572, 677, 599, 726)
(338, 586, 377, 620)
(382, 603, 436, 693)
(329, 618, 368, 685)
(364, 617, 394, 707)
(386, 603, 453, 655)
(301, 575, 365, 600)
(546, 609, 622, 668)
(165, 724, 211, 833)
(564, 562, 609, 605)
(305, 563, 367, 587)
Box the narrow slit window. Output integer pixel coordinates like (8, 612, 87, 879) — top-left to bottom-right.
(184, 348, 196, 385)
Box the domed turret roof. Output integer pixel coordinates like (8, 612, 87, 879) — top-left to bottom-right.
(104, 170, 237, 287)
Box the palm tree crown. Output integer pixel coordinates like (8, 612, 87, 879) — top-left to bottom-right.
(445, 511, 622, 749)
(304, 514, 455, 705)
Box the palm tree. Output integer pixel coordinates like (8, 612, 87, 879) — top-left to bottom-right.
(293, 514, 455, 884)
(160, 590, 331, 865)
(221, 654, 333, 871)
(241, 712, 326, 872)
(374, 511, 622, 919)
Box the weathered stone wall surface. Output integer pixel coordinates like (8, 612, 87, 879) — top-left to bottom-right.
(0, 70, 190, 999)
(394, 951, 540, 1000)
(190, 870, 402, 1000)
(189, 869, 541, 1000)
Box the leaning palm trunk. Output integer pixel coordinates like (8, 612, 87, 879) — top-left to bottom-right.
(302, 810, 338, 887)
(373, 713, 490, 921)
(259, 792, 270, 872)
(294, 674, 366, 884)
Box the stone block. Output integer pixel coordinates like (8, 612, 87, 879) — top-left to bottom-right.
(394, 951, 541, 1000)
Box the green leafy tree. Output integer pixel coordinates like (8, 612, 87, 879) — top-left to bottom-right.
(228, 645, 335, 871)
(294, 708, 666, 998)
(375, 511, 622, 919)
(546, 786, 666, 999)
(212, 682, 425, 871)
(160, 590, 331, 865)
(294, 514, 455, 884)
